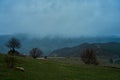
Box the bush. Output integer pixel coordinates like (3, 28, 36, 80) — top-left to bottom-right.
(29, 48, 43, 59)
(4, 55, 16, 68)
(81, 48, 99, 65)
(44, 56, 48, 59)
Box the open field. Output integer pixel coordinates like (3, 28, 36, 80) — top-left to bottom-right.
(0, 54, 120, 80)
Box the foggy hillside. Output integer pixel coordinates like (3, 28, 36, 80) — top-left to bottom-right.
(0, 34, 120, 55)
(50, 42, 120, 57)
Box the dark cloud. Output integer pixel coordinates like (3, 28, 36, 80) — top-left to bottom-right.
(0, 0, 120, 37)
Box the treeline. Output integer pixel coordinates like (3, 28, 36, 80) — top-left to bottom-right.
(1, 37, 101, 69)
(3, 37, 45, 69)
(6, 37, 44, 58)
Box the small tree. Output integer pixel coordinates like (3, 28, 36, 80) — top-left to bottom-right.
(81, 48, 99, 65)
(5, 37, 21, 68)
(6, 37, 21, 55)
(30, 48, 43, 59)
(44, 56, 47, 59)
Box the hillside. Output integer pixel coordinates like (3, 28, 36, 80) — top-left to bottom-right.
(0, 54, 120, 80)
(50, 42, 120, 57)
(1, 34, 120, 55)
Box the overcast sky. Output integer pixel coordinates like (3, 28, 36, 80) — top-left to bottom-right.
(0, 0, 120, 37)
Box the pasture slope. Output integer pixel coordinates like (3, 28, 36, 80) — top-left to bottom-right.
(0, 54, 120, 80)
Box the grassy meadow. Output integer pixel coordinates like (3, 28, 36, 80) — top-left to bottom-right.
(0, 54, 120, 80)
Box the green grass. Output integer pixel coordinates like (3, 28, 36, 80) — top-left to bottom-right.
(0, 54, 120, 80)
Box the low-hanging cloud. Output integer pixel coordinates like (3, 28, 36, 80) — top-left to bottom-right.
(0, 0, 120, 37)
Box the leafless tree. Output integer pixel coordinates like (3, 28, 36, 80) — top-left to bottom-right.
(30, 48, 43, 58)
(81, 48, 99, 65)
(6, 37, 21, 55)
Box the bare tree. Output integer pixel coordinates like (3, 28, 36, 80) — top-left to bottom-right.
(5, 37, 21, 68)
(30, 48, 43, 58)
(6, 37, 21, 55)
(81, 48, 99, 65)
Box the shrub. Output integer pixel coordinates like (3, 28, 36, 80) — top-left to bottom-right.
(81, 48, 99, 65)
(29, 48, 43, 59)
(44, 56, 48, 59)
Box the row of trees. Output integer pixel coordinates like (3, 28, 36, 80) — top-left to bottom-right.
(5, 37, 99, 67)
(5, 37, 43, 68)
(6, 37, 43, 58)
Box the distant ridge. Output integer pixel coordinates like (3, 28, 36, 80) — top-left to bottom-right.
(0, 34, 120, 55)
(50, 42, 120, 57)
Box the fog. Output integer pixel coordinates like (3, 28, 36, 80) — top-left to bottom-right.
(0, 0, 120, 37)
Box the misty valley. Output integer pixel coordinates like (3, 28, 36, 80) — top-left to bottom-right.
(1, 0, 120, 80)
(0, 34, 120, 80)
